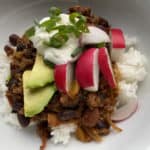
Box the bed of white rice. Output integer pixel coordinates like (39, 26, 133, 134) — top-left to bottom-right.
(0, 35, 147, 144)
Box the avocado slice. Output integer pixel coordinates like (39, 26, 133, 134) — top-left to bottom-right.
(27, 54, 54, 89)
(23, 71, 56, 117)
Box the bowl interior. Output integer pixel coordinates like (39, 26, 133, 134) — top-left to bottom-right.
(0, 0, 149, 150)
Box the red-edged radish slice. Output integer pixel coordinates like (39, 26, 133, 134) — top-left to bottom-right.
(81, 26, 110, 45)
(111, 99, 138, 122)
(54, 63, 73, 93)
(75, 48, 99, 92)
(111, 28, 126, 61)
(98, 47, 116, 88)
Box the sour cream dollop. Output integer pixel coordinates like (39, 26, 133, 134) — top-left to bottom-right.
(31, 13, 110, 65)
(31, 14, 79, 64)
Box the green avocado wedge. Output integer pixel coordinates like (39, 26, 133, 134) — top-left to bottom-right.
(23, 71, 56, 117)
(27, 54, 54, 89)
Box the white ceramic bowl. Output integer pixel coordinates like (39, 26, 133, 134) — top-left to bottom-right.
(0, 0, 149, 150)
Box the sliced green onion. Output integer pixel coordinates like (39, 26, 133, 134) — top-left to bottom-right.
(71, 47, 83, 57)
(69, 12, 81, 24)
(76, 19, 89, 33)
(55, 25, 73, 33)
(44, 33, 69, 48)
(69, 12, 89, 34)
(51, 33, 68, 48)
(24, 26, 35, 38)
(40, 19, 56, 32)
(40, 19, 55, 27)
(28, 7, 89, 48)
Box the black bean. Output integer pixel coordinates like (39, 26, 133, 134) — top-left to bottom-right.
(99, 93, 108, 100)
(96, 120, 110, 129)
(12, 100, 23, 113)
(98, 25, 110, 35)
(10, 63, 23, 74)
(99, 17, 110, 28)
(81, 108, 100, 127)
(6, 78, 18, 88)
(16, 43, 26, 51)
(27, 40, 33, 48)
(69, 5, 91, 16)
(17, 114, 30, 127)
(31, 48, 37, 53)
(9, 34, 20, 46)
(4, 45, 14, 56)
(58, 110, 78, 121)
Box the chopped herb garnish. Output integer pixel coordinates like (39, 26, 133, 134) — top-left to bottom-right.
(55, 25, 73, 33)
(27, 7, 89, 48)
(24, 26, 35, 38)
(69, 12, 89, 34)
(40, 19, 56, 32)
(71, 47, 83, 57)
(44, 32, 69, 48)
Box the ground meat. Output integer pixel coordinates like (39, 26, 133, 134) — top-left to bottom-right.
(86, 93, 101, 108)
(58, 110, 79, 121)
(69, 5, 91, 16)
(75, 126, 92, 142)
(31, 112, 48, 122)
(23, 48, 36, 59)
(59, 94, 79, 108)
(6, 91, 14, 105)
(47, 113, 61, 127)
(4, 35, 36, 126)
(81, 108, 100, 127)
(45, 92, 62, 113)
(98, 128, 110, 136)
(83, 127, 102, 142)
(69, 5, 110, 34)
(16, 37, 33, 51)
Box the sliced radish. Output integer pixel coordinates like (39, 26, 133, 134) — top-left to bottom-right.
(111, 99, 138, 122)
(54, 63, 73, 93)
(75, 48, 99, 92)
(98, 47, 116, 88)
(111, 28, 126, 61)
(81, 26, 110, 45)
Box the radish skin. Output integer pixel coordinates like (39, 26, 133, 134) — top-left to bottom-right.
(111, 99, 138, 122)
(111, 28, 126, 61)
(75, 48, 99, 92)
(98, 47, 116, 88)
(54, 63, 73, 93)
